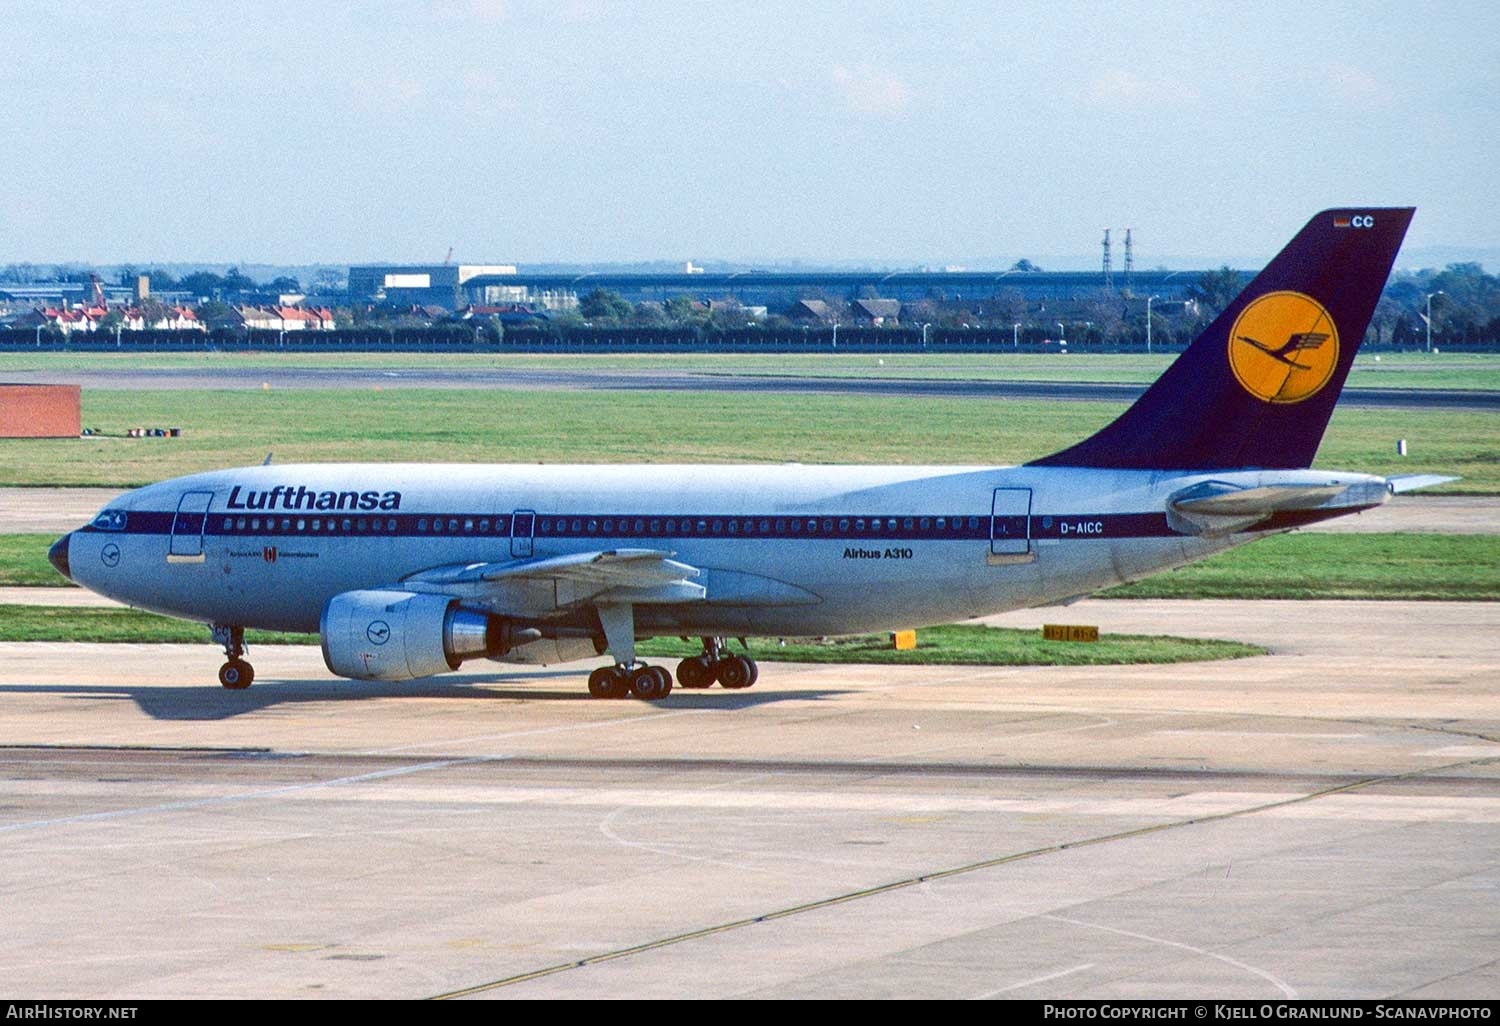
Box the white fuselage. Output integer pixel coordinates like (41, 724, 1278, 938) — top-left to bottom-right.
(64, 462, 1381, 639)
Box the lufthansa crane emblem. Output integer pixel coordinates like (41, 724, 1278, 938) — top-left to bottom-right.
(366, 620, 391, 646)
(1228, 291, 1340, 404)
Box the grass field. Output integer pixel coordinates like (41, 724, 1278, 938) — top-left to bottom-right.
(0, 387, 1490, 491)
(0, 606, 1262, 665)
(4, 532, 1496, 600)
(0, 350, 1496, 390)
(1101, 533, 1500, 601)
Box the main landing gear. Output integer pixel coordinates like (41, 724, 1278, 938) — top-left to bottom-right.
(588, 606, 759, 702)
(674, 637, 758, 691)
(213, 625, 254, 690)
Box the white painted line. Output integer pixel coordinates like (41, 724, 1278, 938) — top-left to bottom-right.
(972, 962, 1095, 999)
(360, 708, 704, 755)
(0, 756, 495, 835)
(1045, 914, 1297, 998)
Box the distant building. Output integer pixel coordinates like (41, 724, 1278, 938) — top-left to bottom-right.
(347, 264, 517, 311)
(851, 298, 901, 325)
(787, 299, 837, 323)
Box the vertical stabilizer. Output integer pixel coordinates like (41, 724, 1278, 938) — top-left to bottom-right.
(1031, 208, 1413, 470)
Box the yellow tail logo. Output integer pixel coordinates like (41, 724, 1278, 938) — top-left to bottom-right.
(1228, 291, 1340, 404)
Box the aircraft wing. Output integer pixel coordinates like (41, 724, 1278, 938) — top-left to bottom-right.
(403, 548, 707, 608)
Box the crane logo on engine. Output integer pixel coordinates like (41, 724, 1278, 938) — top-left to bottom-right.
(366, 620, 391, 645)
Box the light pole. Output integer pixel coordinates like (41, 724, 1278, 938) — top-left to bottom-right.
(1425, 291, 1444, 353)
(921, 322, 931, 349)
(1012, 322, 1020, 350)
(1056, 322, 1065, 347)
(1146, 297, 1187, 354)
(831, 322, 838, 349)
(34, 324, 42, 348)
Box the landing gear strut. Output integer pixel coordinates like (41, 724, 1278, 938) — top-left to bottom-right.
(675, 638, 758, 690)
(213, 625, 253, 690)
(590, 604, 674, 702)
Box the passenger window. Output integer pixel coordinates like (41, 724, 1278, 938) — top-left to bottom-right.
(728, 520, 738, 535)
(281, 518, 291, 532)
(936, 517, 946, 530)
(416, 519, 426, 532)
(479, 519, 489, 532)
(968, 516, 980, 529)
(712, 520, 723, 534)
(822, 519, 833, 533)
(588, 520, 598, 534)
(888, 518, 898, 531)
(807, 519, 817, 534)
(776, 519, 787, 534)
(432, 519, 443, 533)
(697, 520, 708, 533)
(838, 519, 849, 532)
(665, 519, 676, 534)
(297, 518, 306, 532)
(854, 518, 865, 532)
(250, 518, 261, 531)
(634, 519, 645, 534)
(920, 518, 931, 531)
(650, 519, 661, 534)
(464, 519, 474, 533)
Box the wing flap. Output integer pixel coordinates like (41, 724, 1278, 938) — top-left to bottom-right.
(403, 548, 706, 609)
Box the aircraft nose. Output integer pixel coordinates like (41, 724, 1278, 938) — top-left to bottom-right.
(48, 533, 72, 581)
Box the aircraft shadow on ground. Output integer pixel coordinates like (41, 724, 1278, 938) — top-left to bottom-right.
(0, 673, 849, 722)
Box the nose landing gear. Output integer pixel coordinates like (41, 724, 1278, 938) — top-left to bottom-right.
(212, 625, 254, 690)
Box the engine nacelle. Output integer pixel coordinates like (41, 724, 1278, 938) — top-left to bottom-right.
(320, 589, 523, 681)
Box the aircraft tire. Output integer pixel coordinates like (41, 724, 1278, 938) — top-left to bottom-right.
(219, 659, 253, 690)
(631, 665, 673, 701)
(717, 655, 756, 689)
(676, 655, 716, 688)
(588, 665, 630, 699)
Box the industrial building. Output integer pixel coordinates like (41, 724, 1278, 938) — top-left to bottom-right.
(347, 264, 518, 311)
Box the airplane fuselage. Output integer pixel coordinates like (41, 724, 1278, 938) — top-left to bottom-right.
(65, 462, 1384, 640)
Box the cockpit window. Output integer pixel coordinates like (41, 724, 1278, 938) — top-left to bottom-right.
(92, 509, 127, 531)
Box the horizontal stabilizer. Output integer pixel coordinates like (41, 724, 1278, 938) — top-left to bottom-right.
(1167, 479, 1388, 537)
(1385, 474, 1459, 493)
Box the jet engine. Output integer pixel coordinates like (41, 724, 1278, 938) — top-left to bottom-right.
(321, 589, 530, 681)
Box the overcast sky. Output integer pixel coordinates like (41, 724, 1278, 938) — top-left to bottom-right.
(3, 0, 1495, 267)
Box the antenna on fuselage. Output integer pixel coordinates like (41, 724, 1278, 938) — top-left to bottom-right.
(262, 452, 273, 466)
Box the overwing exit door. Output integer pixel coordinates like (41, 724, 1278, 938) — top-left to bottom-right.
(511, 510, 535, 558)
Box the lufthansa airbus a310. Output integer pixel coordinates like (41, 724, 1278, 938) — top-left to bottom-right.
(49, 208, 1450, 700)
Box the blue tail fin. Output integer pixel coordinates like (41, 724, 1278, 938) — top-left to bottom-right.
(1030, 208, 1413, 470)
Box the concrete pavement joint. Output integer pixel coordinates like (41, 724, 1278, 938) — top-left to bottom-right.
(428, 753, 1499, 999)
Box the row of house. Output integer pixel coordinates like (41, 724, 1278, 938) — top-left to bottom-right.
(16, 304, 335, 334)
(788, 298, 903, 326)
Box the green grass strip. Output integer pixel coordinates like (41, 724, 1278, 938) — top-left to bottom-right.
(1103, 532, 1500, 601)
(638, 624, 1262, 666)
